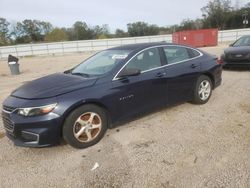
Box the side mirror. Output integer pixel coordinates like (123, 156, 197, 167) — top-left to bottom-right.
(229, 43, 233, 47)
(117, 68, 141, 78)
(64, 69, 73, 74)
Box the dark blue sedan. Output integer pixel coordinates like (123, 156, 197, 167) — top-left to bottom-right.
(221, 35, 250, 68)
(2, 42, 222, 149)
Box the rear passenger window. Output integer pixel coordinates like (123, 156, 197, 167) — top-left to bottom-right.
(188, 48, 201, 58)
(163, 46, 200, 64)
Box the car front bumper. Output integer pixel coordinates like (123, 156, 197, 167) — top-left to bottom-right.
(2, 108, 63, 148)
(223, 60, 250, 68)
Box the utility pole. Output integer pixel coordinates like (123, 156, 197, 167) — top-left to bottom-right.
(243, 10, 248, 28)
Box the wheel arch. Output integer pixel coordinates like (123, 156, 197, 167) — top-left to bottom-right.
(60, 100, 113, 134)
(203, 72, 215, 89)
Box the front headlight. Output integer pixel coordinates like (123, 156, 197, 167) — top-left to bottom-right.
(17, 103, 57, 117)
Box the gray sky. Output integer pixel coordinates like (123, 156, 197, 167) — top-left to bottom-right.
(0, 0, 248, 32)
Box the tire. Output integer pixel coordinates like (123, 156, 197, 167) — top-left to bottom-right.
(63, 104, 108, 149)
(192, 75, 212, 104)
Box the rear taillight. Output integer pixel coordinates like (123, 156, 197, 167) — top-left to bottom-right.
(216, 58, 223, 64)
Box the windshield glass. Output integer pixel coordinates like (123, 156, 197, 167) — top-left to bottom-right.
(72, 50, 131, 76)
(233, 36, 250, 47)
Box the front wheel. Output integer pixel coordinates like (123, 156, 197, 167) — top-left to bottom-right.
(192, 75, 212, 104)
(63, 104, 108, 149)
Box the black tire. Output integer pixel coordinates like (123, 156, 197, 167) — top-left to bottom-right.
(63, 104, 108, 149)
(192, 75, 212, 104)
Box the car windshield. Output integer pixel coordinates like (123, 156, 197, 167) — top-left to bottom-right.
(71, 50, 131, 77)
(233, 36, 250, 47)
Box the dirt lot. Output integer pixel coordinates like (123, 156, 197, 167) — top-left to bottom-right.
(0, 44, 250, 188)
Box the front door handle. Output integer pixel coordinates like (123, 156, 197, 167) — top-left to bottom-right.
(156, 72, 166, 78)
(190, 64, 198, 68)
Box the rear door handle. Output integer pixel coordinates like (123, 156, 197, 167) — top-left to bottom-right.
(190, 64, 198, 68)
(156, 72, 166, 78)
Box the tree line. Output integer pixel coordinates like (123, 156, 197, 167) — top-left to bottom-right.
(0, 0, 249, 46)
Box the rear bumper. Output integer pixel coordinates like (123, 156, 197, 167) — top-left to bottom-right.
(212, 65, 222, 89)
(214, 77, 222, 89)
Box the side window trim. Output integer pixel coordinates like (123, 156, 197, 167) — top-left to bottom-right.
(113, 45, 203, 81)
(162, 46, 203, 65)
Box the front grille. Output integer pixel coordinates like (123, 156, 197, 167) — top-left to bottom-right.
(2, 116, 14, 132)
(1, 112, 14, 132)
(3, 105, 16, 113)
(226, 54, 248, 61)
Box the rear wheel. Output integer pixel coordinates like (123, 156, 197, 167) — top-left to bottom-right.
(192, 75, 212, 104)
(63, 104, 108, 149)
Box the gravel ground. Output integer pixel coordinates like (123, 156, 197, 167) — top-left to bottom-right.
(0, 44, 250, 188)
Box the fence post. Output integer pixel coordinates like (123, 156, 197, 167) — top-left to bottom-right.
(236, 30, 239, 40)
(31, 44, 34, 56)
(91, 41, 94, 52)
(61, 43, 64, 55)
(15, 46, 18, 57)
(46, 44, 49, 55)
(76, 41, 79, 53)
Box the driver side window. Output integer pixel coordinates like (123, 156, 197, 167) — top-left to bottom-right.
(125, 48, 162, 72)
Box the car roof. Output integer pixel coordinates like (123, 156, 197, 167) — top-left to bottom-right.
(109, 42, 174, 51)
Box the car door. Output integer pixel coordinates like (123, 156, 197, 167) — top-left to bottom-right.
(162, 46, 202, 105)
(111, 47, 167, 120)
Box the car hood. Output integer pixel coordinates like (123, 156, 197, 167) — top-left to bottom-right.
(11, 73, 98, 99)
(224, 46, 250, 54)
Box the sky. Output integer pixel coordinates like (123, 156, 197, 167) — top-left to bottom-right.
(0, 0, 248, 32)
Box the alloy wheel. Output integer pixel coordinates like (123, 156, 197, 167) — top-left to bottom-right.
(198, 80, 211, 101)
(73, 112, 102, 143)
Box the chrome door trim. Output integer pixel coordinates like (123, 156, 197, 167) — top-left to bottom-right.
(112, 45, 203, 81)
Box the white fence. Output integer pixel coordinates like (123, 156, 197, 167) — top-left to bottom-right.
(0, 35, 172, 59)
(218, 28, 250, 42)
(0, 28, 250, 59)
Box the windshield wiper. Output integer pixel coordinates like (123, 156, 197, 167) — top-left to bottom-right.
(71, 72, 90, 78)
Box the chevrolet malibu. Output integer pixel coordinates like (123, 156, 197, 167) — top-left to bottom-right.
(2, 42, 222, 149)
